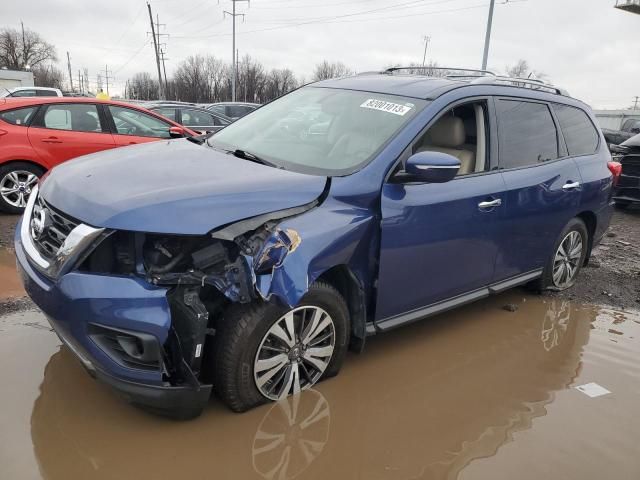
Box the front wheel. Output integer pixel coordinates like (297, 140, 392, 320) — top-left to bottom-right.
(538, 218, 589, 291)
(0, 163, 44, 214)
(213, 281, 350, 412)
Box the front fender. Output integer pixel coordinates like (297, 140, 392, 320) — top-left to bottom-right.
(254, 197, 378, 310)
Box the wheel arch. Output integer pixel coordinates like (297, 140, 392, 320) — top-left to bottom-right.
(0, 158, 49, 174)
(576, 210, 597, 265)
(314, 265, 368, 353)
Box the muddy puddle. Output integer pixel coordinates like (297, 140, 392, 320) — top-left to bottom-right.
(0, 247, 24, 301)
(0, 292, 638, 480)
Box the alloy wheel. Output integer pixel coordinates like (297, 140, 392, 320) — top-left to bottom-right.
(254, 306, 335, 401)
(0, 170, 38, 208)
(552, 231, 583, 288)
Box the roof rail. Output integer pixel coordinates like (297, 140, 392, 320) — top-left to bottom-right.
(383, 65, 570, 97)
(470, 75, 570, 96)
(385, 66, 496, 76)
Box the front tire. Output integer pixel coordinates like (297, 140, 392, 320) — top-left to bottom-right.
(0, 162, 44, 214)
(213, 281, 350, 412)
(538, 218, 588, 291)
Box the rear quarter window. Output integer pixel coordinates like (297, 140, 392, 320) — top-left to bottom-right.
(553, 104, 599, 156)
(0, 106, 37, 126)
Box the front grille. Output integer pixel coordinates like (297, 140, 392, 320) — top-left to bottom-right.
(620, 153, 640, 179)
(31, 194, 79, 260)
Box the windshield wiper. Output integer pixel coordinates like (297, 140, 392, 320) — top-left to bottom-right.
(231, 149, 280, 168)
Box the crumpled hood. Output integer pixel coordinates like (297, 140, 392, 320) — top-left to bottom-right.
(39, 139, 327, 235)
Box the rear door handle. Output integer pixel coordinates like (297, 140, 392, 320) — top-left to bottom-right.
(478, 198, 502, 209)
(562, 181, 581, 191)
(41, 137, 62, 144)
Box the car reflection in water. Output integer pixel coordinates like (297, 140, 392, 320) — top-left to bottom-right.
(31, 295, 593, 480)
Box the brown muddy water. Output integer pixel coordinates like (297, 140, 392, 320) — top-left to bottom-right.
(0, 287, 639, 480)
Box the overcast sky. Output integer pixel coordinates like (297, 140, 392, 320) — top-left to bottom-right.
(3, 0, 638, 108)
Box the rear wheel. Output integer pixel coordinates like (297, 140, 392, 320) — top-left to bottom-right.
(537, 218, 589, 291)
(213, 281, 350, 412)
(0, 163, 44, 214)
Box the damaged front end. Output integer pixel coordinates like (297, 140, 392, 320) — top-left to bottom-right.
(79, 200, 317, 401)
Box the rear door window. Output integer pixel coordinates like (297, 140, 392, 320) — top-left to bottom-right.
(154, 107, 177, 121)
(553, 104, 599, 156)
(182, 109, 215, 127)
(107, 105, 171, 138)
(0, 106, 37, 126)
(496, 100, 558, 169)
(42, 104, 103, 132)
(36, 89, 58, 97)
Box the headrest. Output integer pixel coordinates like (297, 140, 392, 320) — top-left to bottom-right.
(428, 116, 466, 148)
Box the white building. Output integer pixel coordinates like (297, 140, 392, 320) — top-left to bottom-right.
(593, 110, 640, 130)
(0, 69, 34, 90)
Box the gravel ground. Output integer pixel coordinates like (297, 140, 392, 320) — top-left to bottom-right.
(1, 208, 639, 313)
(547, 207, 640, 309)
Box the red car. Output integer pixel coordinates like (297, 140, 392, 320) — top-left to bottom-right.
(0, 97, 195, 213)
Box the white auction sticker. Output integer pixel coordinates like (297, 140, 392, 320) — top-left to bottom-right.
(360, 99, 413, 116)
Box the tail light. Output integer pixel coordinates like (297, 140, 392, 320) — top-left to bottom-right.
(607, 161, 622, 186)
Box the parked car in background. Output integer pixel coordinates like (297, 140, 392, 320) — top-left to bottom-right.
(602, 118, 640, 146)
(204, 102, 260, 120)
(611, 132, 640, 208)
(16, 69, 616, 419)
(0, 97, 194, 213)
(148, 103, 231, 134)
(1, 86, 63, 98)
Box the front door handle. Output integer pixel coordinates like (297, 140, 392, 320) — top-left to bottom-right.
(562, 181, 581, 191)
(41, 136, 62, 144)
(478, 198, 502, 209)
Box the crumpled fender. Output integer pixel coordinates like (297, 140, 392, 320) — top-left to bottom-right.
(252, 197, 377, 309)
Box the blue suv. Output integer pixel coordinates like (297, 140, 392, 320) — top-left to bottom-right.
(15, 69, 617, 418)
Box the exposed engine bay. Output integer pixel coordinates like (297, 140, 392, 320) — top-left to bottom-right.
(78, 203, 314, 389)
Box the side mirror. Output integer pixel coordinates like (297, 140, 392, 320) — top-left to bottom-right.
(169, 126, 186, 138)
(631, 127, 640, 134)
(404, 151, 460, 183)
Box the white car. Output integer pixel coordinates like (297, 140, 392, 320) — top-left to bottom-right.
(0, 86, 63, 98)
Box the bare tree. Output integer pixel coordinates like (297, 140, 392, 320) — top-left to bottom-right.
(127, 72, 158, 100)
(173, 55, 210, 102)
(0, 27, 57, 70)
(312, 60, 354, 81)
(505, 59, 547, 81)
(264, 68, 298, 101)
(31, 63, 64, 89)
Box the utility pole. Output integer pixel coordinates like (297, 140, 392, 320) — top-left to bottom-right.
(103, 65, 113, 95)
(160, 47, 169, 95)
(633, 96, 639, 110)
(481, 0, 496, 70)
(20, 21, 28, 69)
(78, 69, 82, 94)
(66, 52, 74, 91)
(421, 35, 430, 68)
(83, 68, 89, 94)
(147, 2, 165, 100)
(224, 0, 249, 102)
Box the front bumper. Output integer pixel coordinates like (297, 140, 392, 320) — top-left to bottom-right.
(15, 219, 212, 418)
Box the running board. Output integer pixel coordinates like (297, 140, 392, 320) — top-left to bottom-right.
(368, 269, 542, 334)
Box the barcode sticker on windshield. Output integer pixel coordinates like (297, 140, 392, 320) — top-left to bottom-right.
(360, 99, 413, 116)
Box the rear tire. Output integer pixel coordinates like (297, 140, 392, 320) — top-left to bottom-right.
(0, 162, 44, 214)
(536, 218, 589, 291)
(213, 281, 350, 412)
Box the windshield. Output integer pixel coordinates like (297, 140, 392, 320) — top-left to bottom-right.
(209, 87, 426, 175)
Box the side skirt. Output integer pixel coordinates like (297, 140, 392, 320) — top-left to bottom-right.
(367, 269, 542, 334)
